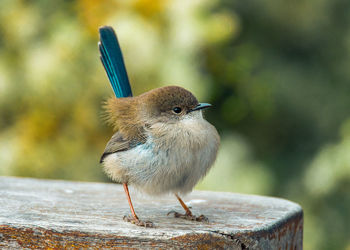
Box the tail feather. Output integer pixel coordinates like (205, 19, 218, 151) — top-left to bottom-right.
(98, 26, 133, 98)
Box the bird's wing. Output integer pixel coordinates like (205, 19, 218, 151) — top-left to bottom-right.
(98, 26, 133, 98)
(100, 131, 140, 163)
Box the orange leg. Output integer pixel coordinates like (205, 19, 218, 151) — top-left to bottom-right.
(168, 193, 209, 222)
(175, 193, 193, 216)
(123, 183, 139, 221)
(122, 183, 153, 227)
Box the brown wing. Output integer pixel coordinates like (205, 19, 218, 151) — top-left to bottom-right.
(100, 132, 133, 163)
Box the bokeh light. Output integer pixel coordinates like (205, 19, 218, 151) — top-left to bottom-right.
(1, 0, 349, 249)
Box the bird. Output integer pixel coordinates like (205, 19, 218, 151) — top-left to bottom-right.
(98, 26, 220, 227)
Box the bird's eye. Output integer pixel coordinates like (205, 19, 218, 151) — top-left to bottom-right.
(172, 107, 182, 114)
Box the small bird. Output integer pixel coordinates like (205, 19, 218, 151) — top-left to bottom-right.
(98, 26, 220, 227)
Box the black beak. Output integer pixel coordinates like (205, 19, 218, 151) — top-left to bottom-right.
(188, 103, 212, 113)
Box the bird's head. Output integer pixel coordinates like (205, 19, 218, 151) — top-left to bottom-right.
(104, 86, 212, 139)
(139, 86, 211, 124)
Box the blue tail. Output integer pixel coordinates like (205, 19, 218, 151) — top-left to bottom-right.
(98, 26, 133, 98)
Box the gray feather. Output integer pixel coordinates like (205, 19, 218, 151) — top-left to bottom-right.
(100, 132, 139, 163)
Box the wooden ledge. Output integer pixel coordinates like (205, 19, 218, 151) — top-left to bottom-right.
(0, 176, 303, 249)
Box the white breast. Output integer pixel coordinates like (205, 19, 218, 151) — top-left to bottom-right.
(103, 111, 220, 195)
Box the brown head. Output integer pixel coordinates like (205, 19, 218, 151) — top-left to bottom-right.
(104, 86, 211, 139)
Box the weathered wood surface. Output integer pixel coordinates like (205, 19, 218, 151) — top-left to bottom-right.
(0, 176, 303, 249)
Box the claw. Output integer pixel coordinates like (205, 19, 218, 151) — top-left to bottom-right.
(196, 214, 209, 223)
(123, 215, 154, 228)
(167, 210, 177, 216)
(167, 211, 209, 223)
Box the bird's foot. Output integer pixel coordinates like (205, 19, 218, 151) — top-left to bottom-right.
(123, 215, 154, 228)
(167, 211, 209, 223)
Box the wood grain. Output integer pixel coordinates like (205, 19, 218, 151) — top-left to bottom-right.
(0, 176, 303, 249)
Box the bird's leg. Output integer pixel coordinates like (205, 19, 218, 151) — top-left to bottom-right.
(122, 183, 153, 227)
(175, 193, 193, 216)
(167, 193, 209, 222)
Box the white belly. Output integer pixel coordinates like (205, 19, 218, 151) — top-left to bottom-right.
(103, 111, 220, 195)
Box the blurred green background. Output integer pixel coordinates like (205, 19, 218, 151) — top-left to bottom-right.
(1, 0, 350, 249)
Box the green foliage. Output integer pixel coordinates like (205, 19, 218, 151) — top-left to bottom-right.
(1, 0, 349, 249)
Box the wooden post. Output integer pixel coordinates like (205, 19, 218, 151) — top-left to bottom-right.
(0, 176, 303, 249)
